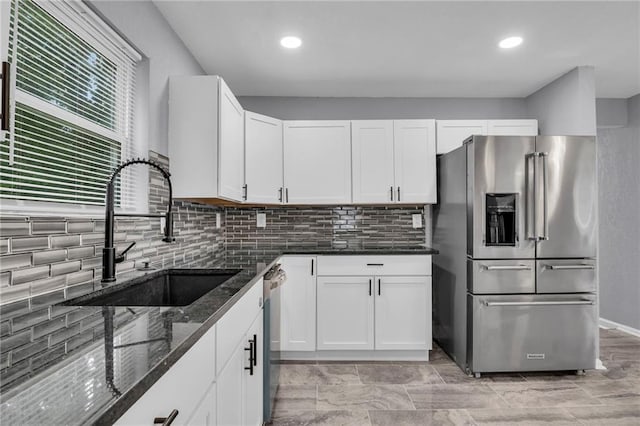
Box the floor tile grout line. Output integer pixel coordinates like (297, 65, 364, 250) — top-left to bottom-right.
(559, 406, 587, 426)
(401, 384, 418, 410)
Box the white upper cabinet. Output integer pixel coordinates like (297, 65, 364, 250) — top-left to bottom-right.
(283, 120, 352, 204)
(168, 75, 244, 202)
(436, 120, 488, 154)
(218, 79, 245, 201)
(352, 119, 436, 204)
(245, 112, 283, 204)
(436, 119, 538, 154)
(393, 119, 437, 204)
(487, 119, 538, 136)
(351, 121, 395, 203)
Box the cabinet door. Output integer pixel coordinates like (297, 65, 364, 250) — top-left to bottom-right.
(219, 78, 245, 201)
(187, 382, 216, 426)
(351, 120, 395, 203)
(283, 121, 351, 204)
(317, 276, 374, 350)
(487, 119, 538, 136)
(245, 112, 283, 204)
(115, 325, 216, 425)
(243, 313, 264, 426)
(279, 256, 316, 351)
(216, 341, 245, 426)
(375, 276, 431, 350)
(436, 120, 487, 154)
(393, 119, 437, 203)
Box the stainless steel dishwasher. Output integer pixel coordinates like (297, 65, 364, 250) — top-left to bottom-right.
(263, 263, 286, 423)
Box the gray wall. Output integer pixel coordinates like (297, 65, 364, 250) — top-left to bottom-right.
(597, 98, 629, 128)
(238, 97, 528, 120)
(525, 66, 597, 135)
(597, 94, 640, 330)
(90, 1, 205, 156)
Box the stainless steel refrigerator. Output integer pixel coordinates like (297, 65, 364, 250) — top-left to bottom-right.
(433, 135, 597, 376)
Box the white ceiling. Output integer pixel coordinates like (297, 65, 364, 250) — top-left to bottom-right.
(154, 1, 640, 98)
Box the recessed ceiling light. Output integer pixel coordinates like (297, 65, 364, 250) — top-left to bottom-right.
(499, 36, 523, 49)
(280, 36, 302, 49)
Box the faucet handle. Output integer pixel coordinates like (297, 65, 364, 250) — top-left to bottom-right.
(115, 241, 136, 263)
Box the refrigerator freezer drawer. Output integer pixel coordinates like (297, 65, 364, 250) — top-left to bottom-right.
(468, 294, 597, 374)
(468, 259, 535, 294)
(537, 259, 596, 293)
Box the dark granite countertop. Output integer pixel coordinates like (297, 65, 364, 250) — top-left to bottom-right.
(0, 246, 436, 425)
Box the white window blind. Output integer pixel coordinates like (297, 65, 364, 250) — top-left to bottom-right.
(0, 0, 143, 211)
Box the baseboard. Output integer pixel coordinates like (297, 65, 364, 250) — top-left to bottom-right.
(599, 317, 640, 338)
(281, 349, 430, 362)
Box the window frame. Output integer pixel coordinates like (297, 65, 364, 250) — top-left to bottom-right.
(0, 0, 145, 216)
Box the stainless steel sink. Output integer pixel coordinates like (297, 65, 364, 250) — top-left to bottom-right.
(63, 269, 241, 307)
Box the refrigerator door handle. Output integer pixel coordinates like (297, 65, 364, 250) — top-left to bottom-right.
(544, 264, 595, 270)
(525, 153, 537, 241)
(483, 264, 532, 271)
(540, 152, 549, 241)
(483, 300, 595, 307)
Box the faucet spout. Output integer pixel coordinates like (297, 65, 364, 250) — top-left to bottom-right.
(102, 158, 175, 282)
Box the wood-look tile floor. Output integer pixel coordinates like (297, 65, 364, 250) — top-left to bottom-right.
(271, 328, 640, 425)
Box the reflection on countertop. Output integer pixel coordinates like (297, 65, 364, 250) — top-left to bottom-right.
(0, 245, 436, 425)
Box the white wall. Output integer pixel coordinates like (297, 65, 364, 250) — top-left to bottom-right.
(597, 94, 640, 330)
(90, 1, 205, 156)
(238, 97, 528, 120)
(525, 66, 597, 135)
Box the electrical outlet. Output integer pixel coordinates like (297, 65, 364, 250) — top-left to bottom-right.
(257, 213, 266, 228)
(216, 213, 221, 229)
(412, 214, 423, 229)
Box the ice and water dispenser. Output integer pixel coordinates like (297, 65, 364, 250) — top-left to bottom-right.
(485, 194, 517, 246)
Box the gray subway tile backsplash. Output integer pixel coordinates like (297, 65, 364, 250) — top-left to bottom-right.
(31, 221, 67, 235)
(50, 261, 81, 277)
(50, 235, 81, 249)
(32, 249, 67, 266)
(11, 266, 50, 285)
(10, 237, 49, 253)
(0, 220, 30, 237)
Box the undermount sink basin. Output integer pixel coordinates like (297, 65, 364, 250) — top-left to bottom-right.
(64, 269, 240, 307)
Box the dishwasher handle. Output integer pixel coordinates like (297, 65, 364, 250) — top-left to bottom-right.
(483, 300, 595, 307)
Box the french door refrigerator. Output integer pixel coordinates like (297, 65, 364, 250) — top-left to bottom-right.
(433, 135, 597, 376)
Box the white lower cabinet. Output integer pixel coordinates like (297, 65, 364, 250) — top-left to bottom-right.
(243, 314, 264, 426)
(317, 276, 375, 350)
(375, 276, 432, 350)
(186, 382, 217, 426)
(216, 341, 244, 426)
(315, 255, 433, 354)
(114, 324, 217, 426)
(116, 280, 264, 426)
(216, 311, 264, 426)
(279, 256, 317, 351)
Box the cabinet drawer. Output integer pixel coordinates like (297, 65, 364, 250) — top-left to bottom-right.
(537, 259, 596, 293)
(468, 259, 535, 294)
(216, 279, 263, 375)
(469, 294, 597, 373)
(317, 255, 431, 276)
